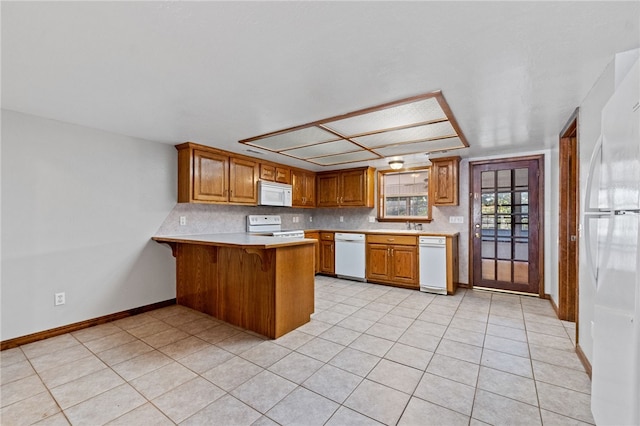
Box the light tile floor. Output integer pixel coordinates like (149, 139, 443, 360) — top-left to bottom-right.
(1, 276, 594, 425)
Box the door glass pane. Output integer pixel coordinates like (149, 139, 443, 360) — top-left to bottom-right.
(497, 260, 511, 281)
(513, 261, 528, 284)
(482, 240, 495, 258)
(482, 260, 495, 280)
(497, 241, 511, 259)
(514, 168, 528, 188)
(481, 171, 495, 189)
(514, 241, 528, 260)
(497, 170, 511, 189)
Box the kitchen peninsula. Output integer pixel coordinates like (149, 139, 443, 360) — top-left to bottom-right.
(152, 233, 315, 339)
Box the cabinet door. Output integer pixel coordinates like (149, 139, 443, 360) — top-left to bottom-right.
(229, 157, 259, 204)
(292, 169, 313, 207)
(319, 240, 335, 274)
(340, 169, 367, 206)
(390, 245, 418, 287)
(304, 231, 320, 273)
(275, 167, 291, 184)
(303, 173, 316, 206)
(366, 243, 391, 281)
(193, 149, 228, 202)
(260, 164, 275, 181)
(431, 156, 460, 206)
(317, 173, 340, 207)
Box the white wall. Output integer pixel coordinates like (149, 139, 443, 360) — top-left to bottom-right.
(1, 110, 177, 341)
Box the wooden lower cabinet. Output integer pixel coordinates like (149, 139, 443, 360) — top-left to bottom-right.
(304, 231, 320, 274)
(319, 232, 335, 274)
(366, 235, 418, 288)
(172, 241, 315, 339)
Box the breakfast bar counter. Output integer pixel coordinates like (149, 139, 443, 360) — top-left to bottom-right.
(153, 233, 316, 339)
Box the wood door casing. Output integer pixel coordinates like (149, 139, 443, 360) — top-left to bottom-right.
(558, 114, 579, 322)
(470, 156, 544, 295)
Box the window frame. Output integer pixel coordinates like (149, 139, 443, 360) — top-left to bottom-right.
(377, 166, 433, 223)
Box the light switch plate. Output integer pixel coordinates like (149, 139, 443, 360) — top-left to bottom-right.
(369, 216, 376, 223)
(449, 216, 464, 224)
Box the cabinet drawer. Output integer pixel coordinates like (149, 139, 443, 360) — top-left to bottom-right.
(320, 232, 334, 241)
(367, 235, 417, 245)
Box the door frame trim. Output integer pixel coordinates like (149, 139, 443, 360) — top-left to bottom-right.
(468, 154, 545, 297)
(558, 109, 579, 322)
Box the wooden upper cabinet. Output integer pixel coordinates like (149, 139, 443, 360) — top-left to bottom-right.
(176, 142, 258, 205)
(260, 164, 276, 181)
(317, 167, 375, 208)
(292, 169, 316, 207)
(229, 157, 259, 204)
(316, 173, 339, 207)
(260, 163, 291, 184)
(192, 149, 228, 202)
(275, 167, 291, 184)
(430, 156, 460, 206)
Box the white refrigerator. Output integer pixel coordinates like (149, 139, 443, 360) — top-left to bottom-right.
(586, 56, 640, 425)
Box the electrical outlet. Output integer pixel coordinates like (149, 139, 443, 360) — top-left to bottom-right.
(294, 216, 299, 223)
(54, 292, 65, 306)
(449, 216, 464, 224)
(179, 216, 187, 226)
(339, 216, 344, 222)
(309, 217, 313, 222)
(369, 216, 376, 223)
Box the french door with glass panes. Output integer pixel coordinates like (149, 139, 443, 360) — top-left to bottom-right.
(471, 156, 543, 294)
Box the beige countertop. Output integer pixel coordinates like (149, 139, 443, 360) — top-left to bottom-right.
(152, 233, 317, 249)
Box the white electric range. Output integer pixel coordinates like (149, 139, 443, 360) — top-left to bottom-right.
(246, 215, 305, 238)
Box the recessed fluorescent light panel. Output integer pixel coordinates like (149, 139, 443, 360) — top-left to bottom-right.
(239, 91, 469, 167)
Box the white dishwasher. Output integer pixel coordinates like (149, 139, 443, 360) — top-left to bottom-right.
(419, 236, 447, 294)
(335, 233, 366, 281)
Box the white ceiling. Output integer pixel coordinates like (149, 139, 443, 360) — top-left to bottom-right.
(2, 1, 639, 171)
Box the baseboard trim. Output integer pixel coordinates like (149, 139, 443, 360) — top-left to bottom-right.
(548, 295, 560, 316)
(575, 343, 592, 379)
(1, 299, 176, 351)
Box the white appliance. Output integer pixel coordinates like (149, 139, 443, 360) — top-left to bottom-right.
(246, 215, 304, 238)
(419, 236, 447, 295)
(335, 233, 366, 281)
(586, 56, 639, 426)
(257, 181, 293, 207)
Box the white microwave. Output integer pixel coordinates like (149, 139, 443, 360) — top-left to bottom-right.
(257, 181, 293, 207)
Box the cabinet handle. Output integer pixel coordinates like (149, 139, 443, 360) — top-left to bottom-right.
(337, 197, 340, 204)
(391, 248, 394, 256)
(387, 238, 395, 242)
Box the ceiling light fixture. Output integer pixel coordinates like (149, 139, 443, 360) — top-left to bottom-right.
(388, 160, 404, 170)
